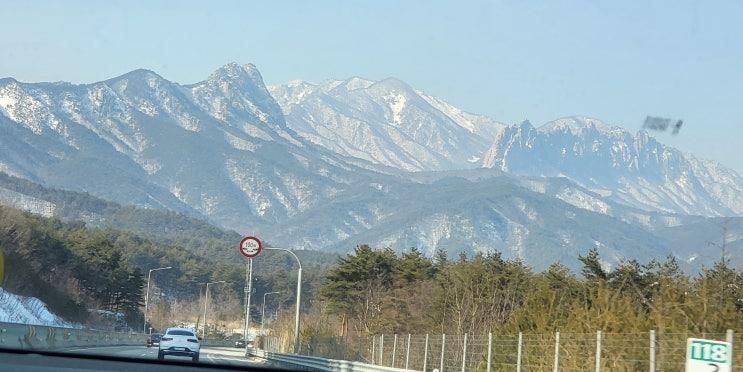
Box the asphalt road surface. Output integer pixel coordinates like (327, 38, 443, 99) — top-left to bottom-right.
(63, 345, 276, 368)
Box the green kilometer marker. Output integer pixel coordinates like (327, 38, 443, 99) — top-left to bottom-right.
(686, 338, 732, 372)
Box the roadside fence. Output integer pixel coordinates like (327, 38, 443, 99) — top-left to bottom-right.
(262, 330, 741, 371)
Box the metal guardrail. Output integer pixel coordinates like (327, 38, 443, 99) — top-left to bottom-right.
(0, 321, 248, 355)
(249, 347, 415, 372)
(0, 321, 143, 350)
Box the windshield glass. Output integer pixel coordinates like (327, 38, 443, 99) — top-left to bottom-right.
(0, 1, 741, 371)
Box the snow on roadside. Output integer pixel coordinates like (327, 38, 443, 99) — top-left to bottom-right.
(0, 288, 77, 327)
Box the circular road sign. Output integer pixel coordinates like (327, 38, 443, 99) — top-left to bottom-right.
(239, 236, 263, 259)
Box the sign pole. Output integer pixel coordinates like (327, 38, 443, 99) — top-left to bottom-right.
(244, 259, 253, 351)
(238, 236, 262, 356)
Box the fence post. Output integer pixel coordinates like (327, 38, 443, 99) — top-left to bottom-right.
(462, 333, 468, 372)
(517, 332, 523, 372)
(424, 334, 430, 372)
(553, 331, 560, 372)
(441, 334, 446, 372)
(486, 332, 492, 372)
(727, 329, 733, 370)
(393, 334, 398, 367)
(381, 334, 385, 367)
(406, 334, 411, 370)
(595, 330, 602, 372)
(649, 330, 655, 372)
(372, 335, 376, 365)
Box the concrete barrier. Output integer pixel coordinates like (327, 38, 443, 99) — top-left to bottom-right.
(0, 321, 143, 350)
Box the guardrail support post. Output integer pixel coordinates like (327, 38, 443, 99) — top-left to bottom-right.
(649, 330, 655, 372)
(517, 332, 523, 372)
(406, 333, 411, 370)
(486, 332, 492, 372)
(424, 334, 429, 372)
(595, 330, 601, 372)
(393, 334, 398, 367)
(553, 331, 560, 372)
(461, 333, 468, 372)
(441, 334, 446, 372)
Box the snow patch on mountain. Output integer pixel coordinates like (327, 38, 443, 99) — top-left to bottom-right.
(0, 187, 56, 217)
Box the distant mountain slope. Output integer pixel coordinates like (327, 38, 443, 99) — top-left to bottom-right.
(271, 81, 742, 219)
(481, 117, 743, 217)
(260, 169, 743, 271)
(261, 174, 678, 270)
(654, 217, 743, 268)
(269, 78, 505, 171)
(0, 64, 390, 231)
(0, 171, 238, 245)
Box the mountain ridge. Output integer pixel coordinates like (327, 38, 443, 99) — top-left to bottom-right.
(1, 63, 741, 271)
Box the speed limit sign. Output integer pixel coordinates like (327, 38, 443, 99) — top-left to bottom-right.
(238, 236, 263, 259)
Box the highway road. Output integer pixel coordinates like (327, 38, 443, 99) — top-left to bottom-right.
(63, 345, 276, 368)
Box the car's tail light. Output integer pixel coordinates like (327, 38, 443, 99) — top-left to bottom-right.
(161, 337, 173, 341)
(187, 338, 199, 343)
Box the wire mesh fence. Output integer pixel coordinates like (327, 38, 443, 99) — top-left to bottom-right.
(262, 330, 740, 371)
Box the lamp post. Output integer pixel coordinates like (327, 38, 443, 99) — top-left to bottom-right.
(265, 248, 302, 353)
(143, 266, 172, 334)
(202, 280, 226, 337)
(261, 291, 280, 333)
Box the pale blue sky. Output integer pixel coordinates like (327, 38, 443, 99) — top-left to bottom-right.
(2, 0, 742, 173)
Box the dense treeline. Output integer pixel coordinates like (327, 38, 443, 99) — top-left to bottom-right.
(0, 206, 144, 323)
(0, 171, 242, 263)
(310, 245, 742, 338)
(0, 203, 337, 332)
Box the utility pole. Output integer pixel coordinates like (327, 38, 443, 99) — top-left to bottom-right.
(202, 280, 226, 337)
(265, 248, 302, 353)
(143, 266, 171, 333)
(243, 260, 253, 342)
(261, 291, 280, 334)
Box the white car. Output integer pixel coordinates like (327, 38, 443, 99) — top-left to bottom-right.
(157, 327, 201, 362)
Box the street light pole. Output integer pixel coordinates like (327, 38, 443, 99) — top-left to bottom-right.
(202, 280, 226, 337)
(261, 291, 280, 334)
(265, 248, 302, 353)
(143, 266, 172, 334)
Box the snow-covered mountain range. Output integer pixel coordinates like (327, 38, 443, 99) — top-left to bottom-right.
(481, 117, 743, 217)
(269, 78, 505, 172)
(1, 63, 741, 270)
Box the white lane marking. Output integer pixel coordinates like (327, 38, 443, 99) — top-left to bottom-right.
(203, 353, 218, 365)
(207, 355, 264, 364)
(65, 346, 135, 352)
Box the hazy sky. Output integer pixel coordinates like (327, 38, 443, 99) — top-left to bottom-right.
(2, 0, 742, 173)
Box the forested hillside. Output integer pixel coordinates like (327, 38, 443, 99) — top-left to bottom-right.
(0, 204, 338, 330)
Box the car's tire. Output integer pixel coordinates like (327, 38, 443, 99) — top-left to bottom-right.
(192, 353, 199, 363)
(146, 344, 151, 348)
(157, 351, 164, 361)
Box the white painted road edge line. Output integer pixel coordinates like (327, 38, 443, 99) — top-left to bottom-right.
(64, 346, 132, 352)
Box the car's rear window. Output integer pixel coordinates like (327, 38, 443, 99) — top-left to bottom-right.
(166, 330, 194, 336)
